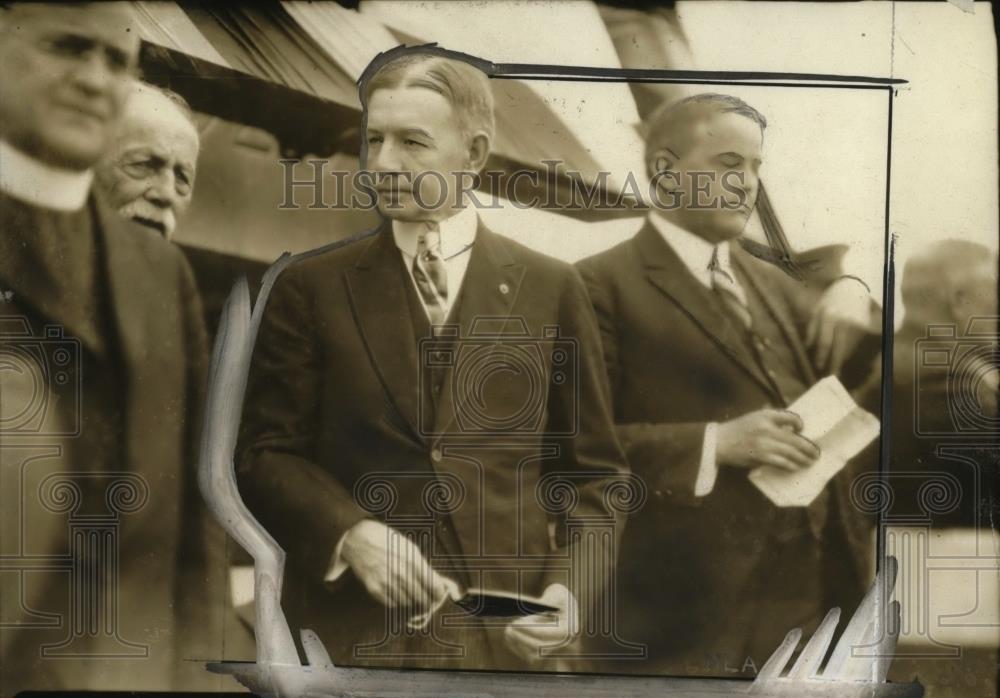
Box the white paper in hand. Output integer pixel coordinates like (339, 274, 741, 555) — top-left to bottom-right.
(749, 376, 880, 506)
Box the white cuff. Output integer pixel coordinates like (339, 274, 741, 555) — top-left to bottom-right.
(324, 530, 351, 583)
(694, 422, 719, 497)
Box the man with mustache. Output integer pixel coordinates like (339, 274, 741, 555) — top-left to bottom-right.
(237, 46, 628, 670)
(95, 81, 200, 239)
(577, 93, 881, 676)
(0, 3, 222, 691)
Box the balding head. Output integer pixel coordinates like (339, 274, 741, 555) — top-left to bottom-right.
(95, 81, 200, 238)
(0, 2, 140, 169)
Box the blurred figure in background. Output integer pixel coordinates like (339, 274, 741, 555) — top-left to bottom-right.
(0, 3, 222, 692)
(860, 239, 998, 526)
(95, 80, 200, 239)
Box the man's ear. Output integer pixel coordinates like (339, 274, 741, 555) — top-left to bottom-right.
(647, 148, 676, 179)
(466, 131, 491, 173)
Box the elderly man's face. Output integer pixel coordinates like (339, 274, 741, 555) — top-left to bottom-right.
(364, 85, 477, 222)
(655, 111, 763, 244)
(0, 3, 139, 170)
(96, 89, 199, 238)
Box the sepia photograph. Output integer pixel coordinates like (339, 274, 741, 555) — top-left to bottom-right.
(0, 2, 996, 697)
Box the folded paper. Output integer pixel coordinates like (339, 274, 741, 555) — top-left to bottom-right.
(749, 375, 880, 506)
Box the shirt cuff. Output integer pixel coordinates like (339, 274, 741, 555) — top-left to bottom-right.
(694, 422, 719, 497)
(324, 530, 351, 584)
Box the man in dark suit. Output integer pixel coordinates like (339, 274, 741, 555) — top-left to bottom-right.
(577, 93, 881, 676)
(236, 47, 628, 671)
(0, 4, 223, 692)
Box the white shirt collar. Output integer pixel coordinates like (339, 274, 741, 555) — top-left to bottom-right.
(648, 212, 733, 288)
(0, 140, 93, 212)
(392, 205, 478, 259)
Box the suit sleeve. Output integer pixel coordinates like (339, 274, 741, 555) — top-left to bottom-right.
(576, 259, 709, 504)
(236, 264, 370, 582)
(763, 259, 882, 389)
(541, 268, 630, 610)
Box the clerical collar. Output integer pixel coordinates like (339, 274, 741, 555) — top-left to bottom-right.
(392, 205, 478, 260)
(0, 140, 93, 212)
(648, 212, 733, 289)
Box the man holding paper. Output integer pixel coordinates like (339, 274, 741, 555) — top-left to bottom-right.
(577, 93, 881, 675)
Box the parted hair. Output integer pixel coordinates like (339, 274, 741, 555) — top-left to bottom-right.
(359, 47, 496, 143)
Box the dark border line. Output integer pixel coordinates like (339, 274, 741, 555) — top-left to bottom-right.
(877, 88, 897, 569)
(496, 75, 895, 91)
(492, 63, 908, 85)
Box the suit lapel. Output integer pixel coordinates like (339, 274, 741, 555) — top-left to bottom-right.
(98, 197, 190, 517)
(731, 245, 817, 385)
(634, 222, 774, 393)
(98, 198, 172, 486)
(344, 224, 425, 443)
(99, 199, 150, 382)
(432, 225, 526, 437)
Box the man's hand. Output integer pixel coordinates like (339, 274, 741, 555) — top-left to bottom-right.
(340, 519, 457, 615)
(807, 277, 879, 373)
(716, 409, 820, 472)
(504, 584, 580, 664)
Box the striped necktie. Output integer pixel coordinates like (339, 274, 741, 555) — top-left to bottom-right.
(709, 246, 753, 330)
(413, 225, 448, 325)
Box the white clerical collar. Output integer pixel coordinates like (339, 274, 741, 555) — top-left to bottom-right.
(0, 140, 93, 212)
(648, 212, 733, 288)
(392, 205, 478, 259)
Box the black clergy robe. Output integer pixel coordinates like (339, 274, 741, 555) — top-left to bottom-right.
(0, 191, 227, 692)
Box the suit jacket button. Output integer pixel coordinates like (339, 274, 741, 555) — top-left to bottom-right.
(431, 448, 442, 462)
(499, 283, 510, 294)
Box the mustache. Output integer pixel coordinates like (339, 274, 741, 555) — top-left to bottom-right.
(117, 200, 177, 237)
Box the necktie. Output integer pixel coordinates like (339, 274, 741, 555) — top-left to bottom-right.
(413, 225, 448, 326)
(709, 246, 753, 330)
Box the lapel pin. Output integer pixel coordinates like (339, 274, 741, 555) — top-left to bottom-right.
(499, 283, 510, 295)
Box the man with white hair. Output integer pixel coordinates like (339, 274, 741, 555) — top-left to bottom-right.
(95, 81, 200, 239)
